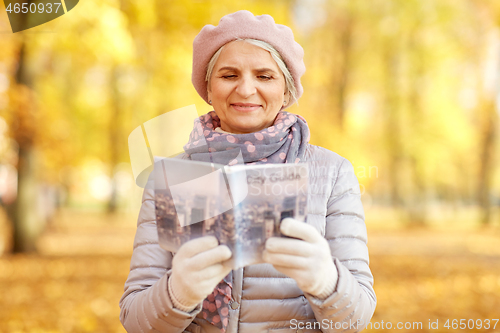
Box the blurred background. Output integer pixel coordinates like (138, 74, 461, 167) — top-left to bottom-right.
(1, 0, 500, 332)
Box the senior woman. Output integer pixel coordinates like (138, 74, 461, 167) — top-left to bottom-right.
(120, 10, 376, 333)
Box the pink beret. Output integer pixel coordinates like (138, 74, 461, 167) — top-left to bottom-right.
(192, 10, 305, 107)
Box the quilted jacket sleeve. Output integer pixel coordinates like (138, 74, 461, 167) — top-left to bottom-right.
(304, 157, 376, 333)
(119, 176, 202, 333)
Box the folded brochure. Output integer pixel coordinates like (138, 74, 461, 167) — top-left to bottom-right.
(154, 158, 308, 269)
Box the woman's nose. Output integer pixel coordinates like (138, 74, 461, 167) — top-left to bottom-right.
(235, 76, 256, 98)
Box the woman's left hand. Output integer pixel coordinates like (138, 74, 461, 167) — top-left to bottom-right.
(262, 218, 338, 298)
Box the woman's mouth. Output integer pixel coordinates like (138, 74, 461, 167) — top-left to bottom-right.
(231, 103, 261, 112)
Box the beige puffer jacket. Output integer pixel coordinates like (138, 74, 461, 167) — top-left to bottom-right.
(119, 144, 376, 333)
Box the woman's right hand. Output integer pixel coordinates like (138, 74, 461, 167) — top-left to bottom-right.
(168, 236, 232, 310)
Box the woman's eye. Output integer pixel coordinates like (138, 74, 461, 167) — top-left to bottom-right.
(222, 75, 236, 79)
(259, 75, 272, 80)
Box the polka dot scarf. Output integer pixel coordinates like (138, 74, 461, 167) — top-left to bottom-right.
(183, 110, 310, 165)
(183, 110, 310, 332)
(201, 273, 232, 332)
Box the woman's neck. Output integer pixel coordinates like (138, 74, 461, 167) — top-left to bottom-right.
(214, 127, 234, 134)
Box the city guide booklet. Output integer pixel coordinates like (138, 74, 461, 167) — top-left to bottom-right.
(154, 158, 308, 269)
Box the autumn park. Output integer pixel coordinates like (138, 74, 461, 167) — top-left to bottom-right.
(0, 0, 500, 332)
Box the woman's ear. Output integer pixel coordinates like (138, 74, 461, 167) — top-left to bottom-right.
(207, 78, 213, 97)
(283, 90, 291, 107)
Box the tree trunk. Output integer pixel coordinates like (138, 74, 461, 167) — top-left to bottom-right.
(12, 147, 40, 252)
(470, 0, 499, 226)
(382, 41, 405, 209)
(477, 99, 497, 225)
(335, 13, 353, 130)
(8, 40, 43, 253)
(406, 21, 427, 226)
(107, 65, 122, 213)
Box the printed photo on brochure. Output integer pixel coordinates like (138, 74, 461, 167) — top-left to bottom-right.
(154, 158, 309, 269)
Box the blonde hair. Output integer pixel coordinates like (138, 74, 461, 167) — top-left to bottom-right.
(205, 38, 298, 106)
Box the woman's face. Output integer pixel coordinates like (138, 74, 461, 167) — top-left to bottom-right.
(208, 40, 288, 134)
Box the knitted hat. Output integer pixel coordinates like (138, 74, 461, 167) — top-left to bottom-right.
(192, 10, 305, 107)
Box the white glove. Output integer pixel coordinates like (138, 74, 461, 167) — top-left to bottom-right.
(168, 236, 232, 311)
(263, 218, 338, 299)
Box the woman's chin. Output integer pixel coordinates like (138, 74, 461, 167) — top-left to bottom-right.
(226, 123, 262, 134)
